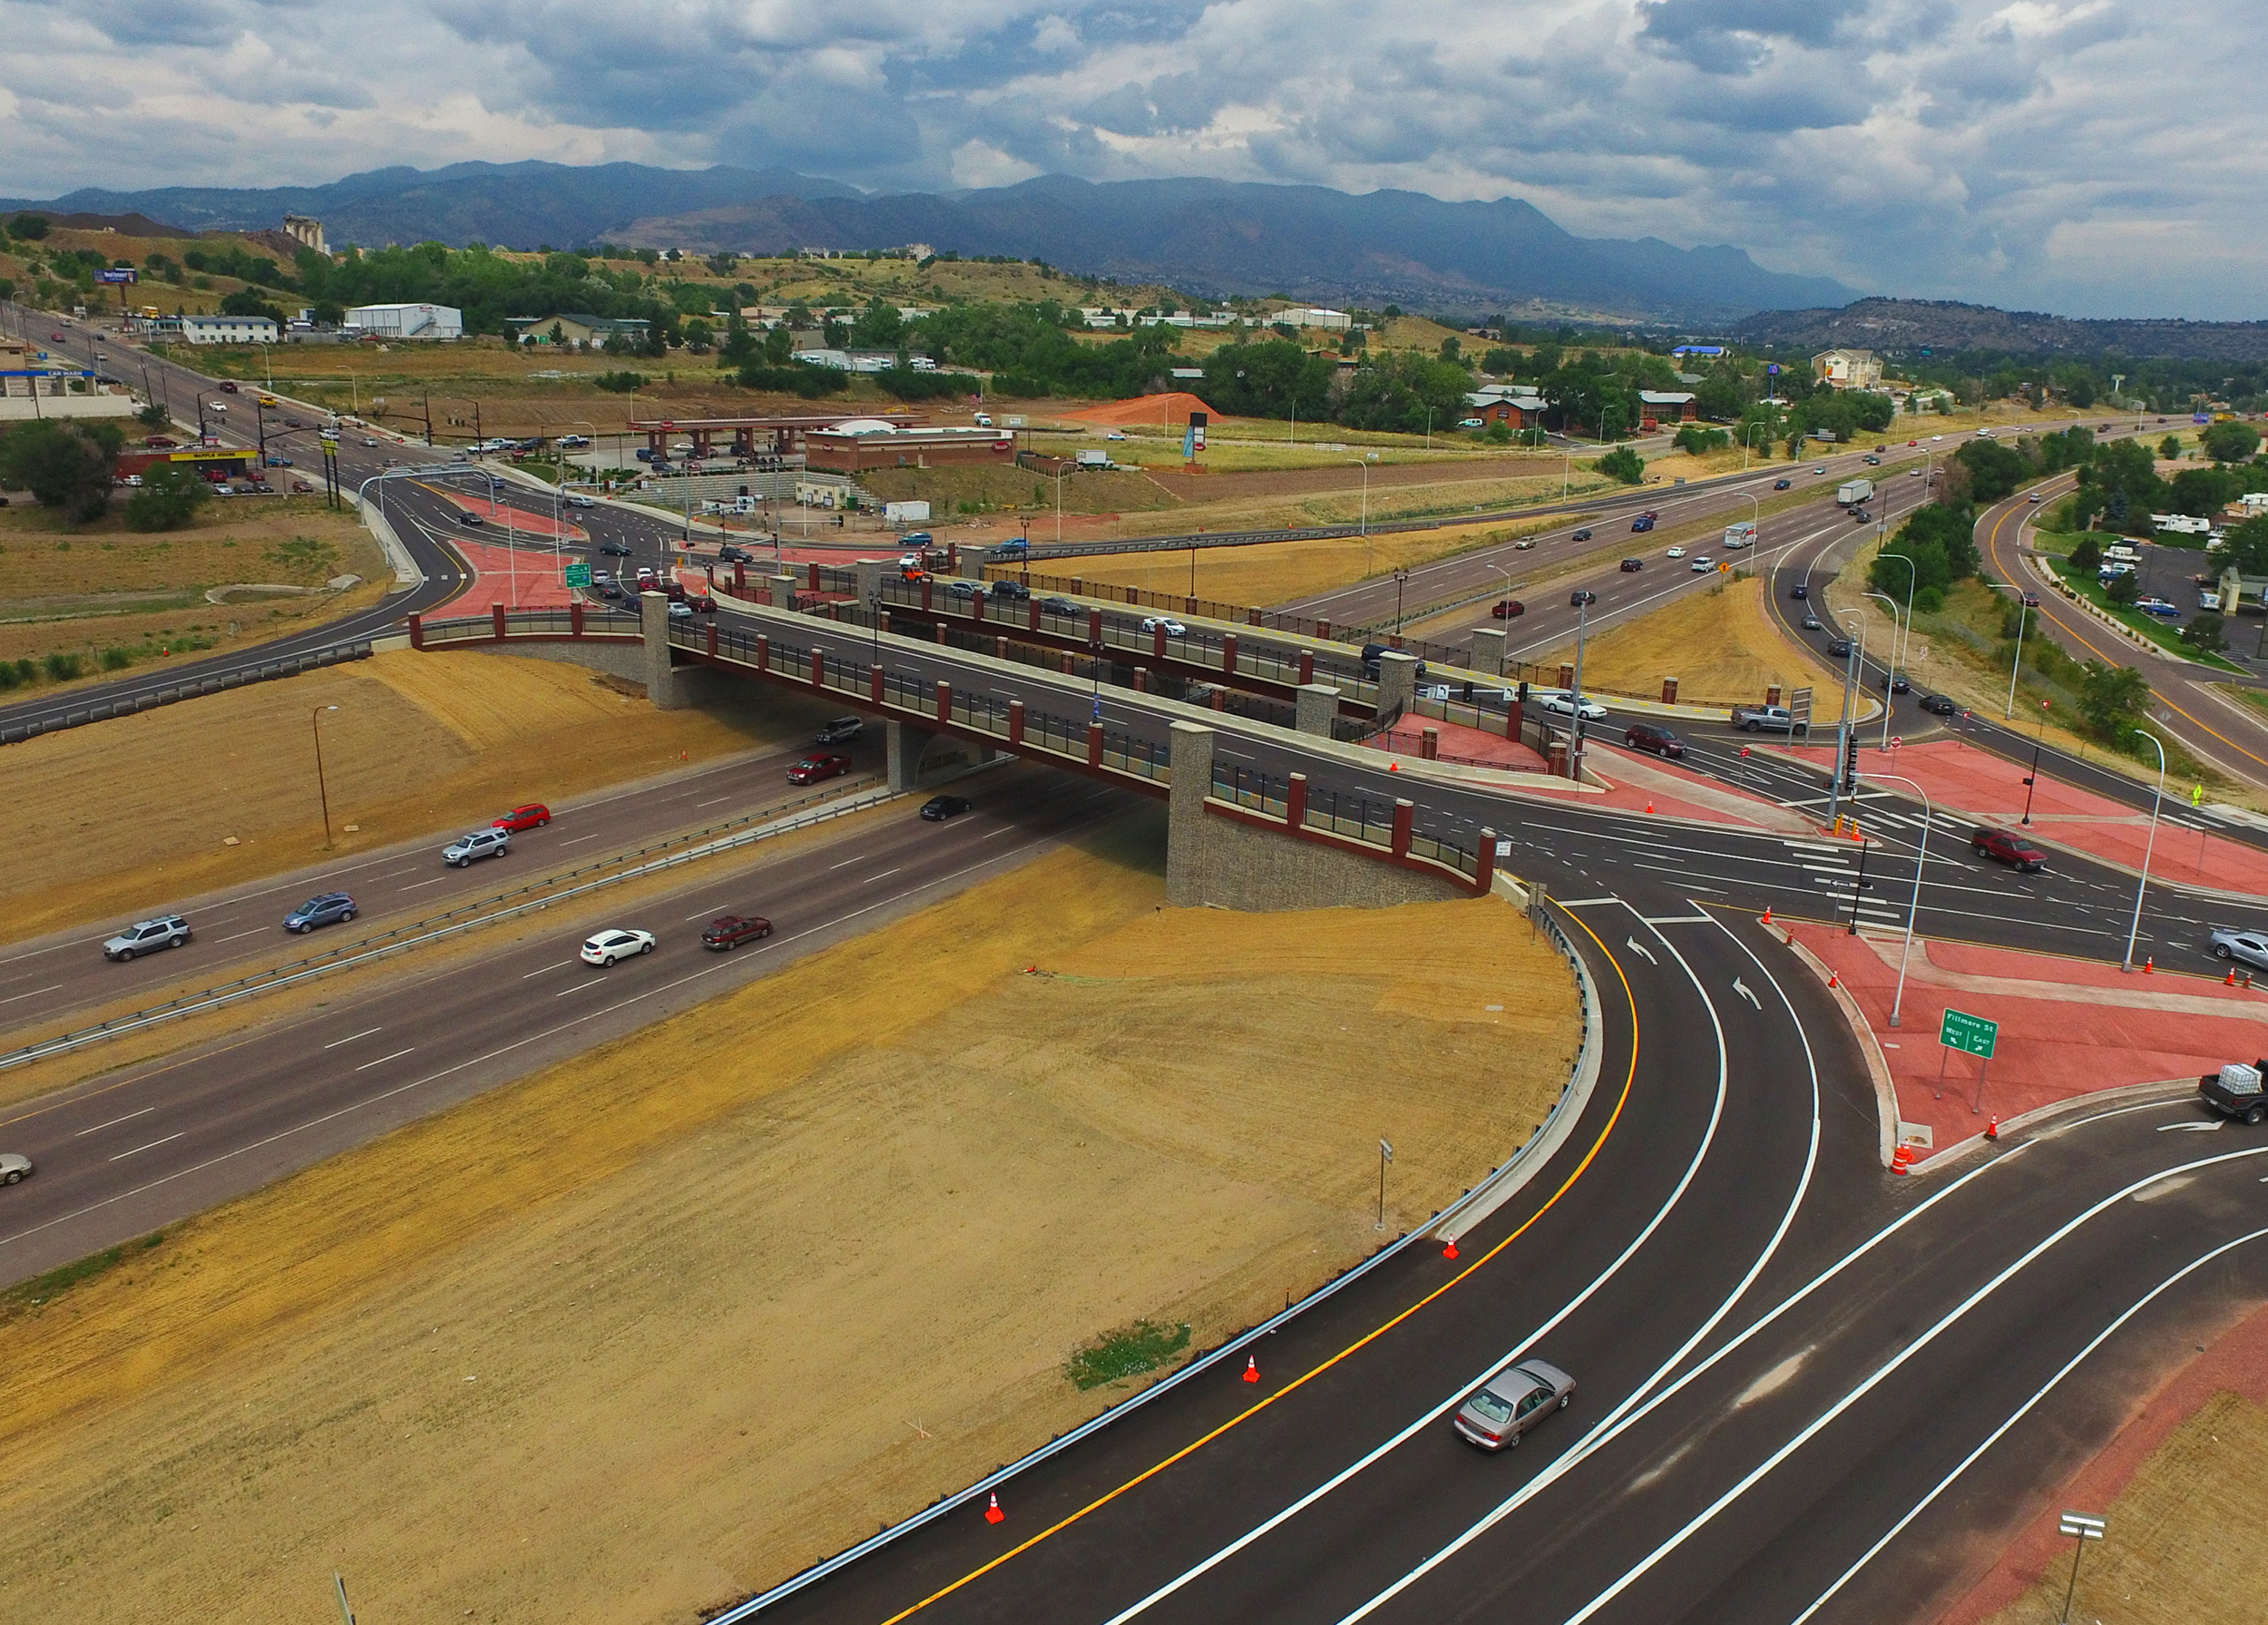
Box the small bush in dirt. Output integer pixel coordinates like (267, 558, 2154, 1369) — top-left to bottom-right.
(101, 647, 132, 671)
(43, 651, 82, 681)
(1065, 1319, 1192, 1390)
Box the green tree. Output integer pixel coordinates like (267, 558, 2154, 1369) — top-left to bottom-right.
(2183, 612, 2227, 653)
(1871, 501, 1980, 597)
(1955, 438, 2033, 502)
(2068, 535, 2103, 573)
(848, 296, 904, 349)
(7, 212, 49, 240)
(124, 463, 211, 531)
(2223, 515, 2268, 577)
(1596, 445, 1645, 485)
(1338, 351, 1474, 435)
(1480, 346, 1519, 377)
(135, 402, 170, 429)
(2076, 660, 2151, 743)
(1199, 339, 1333, 422)
(2202, 421, 2262, 464)
(0, 419, 122, 524)
(2104, 570, 2139, 607)
(1671, 425, 1730, 455)
(2158, 436, 2182, 460)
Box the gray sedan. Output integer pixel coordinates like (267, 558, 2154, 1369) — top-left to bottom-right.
(0, 1151, 32, 1185)
(1453, 1357, 1577, 1451)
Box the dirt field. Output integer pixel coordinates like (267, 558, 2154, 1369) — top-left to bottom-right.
(1530, 576, 1843, 704)
(5, 648, 830, 940)
(0, 817, 1578, 1625)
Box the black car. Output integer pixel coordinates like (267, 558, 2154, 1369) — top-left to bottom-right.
(1572, 527, 1593, 542)
(1569, 589, 1598, 608)
(1774, 477, 1793, 490)
(990, 578, 1031, 602)
(1619, 557, 1643, 573)
(1040, 596, 1083, 616)
(457, 510, 484, 525)
(920, 795, 972, 821)
(600, 541, 632, 556)
(719, 544, 755, 563)
(1624, 723, 1686, 759)
(1828, 639, 1854, 657)
(1920, 693, 1960, 716)
(1790, 583, 1808, 599)
(598, 582, 623, 600)
(1881, 671, 1911, 694)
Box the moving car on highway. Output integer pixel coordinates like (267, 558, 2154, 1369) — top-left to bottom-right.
(816, 716, 865, 745)
(700, 915, 774, 950)
(1537, 691, 1607, 722)
(493, 803, 552, 832)
(1491, 599, 1525, 619)
(0, 1151, 31, 1186)
(1665, 545, 1686, 559)
(1453, 1357, 1576, 1450)
(580, 928, 655, 966)
(920, 795, 972, 821)
(1623, 722, 1686, 759)
(442, 827, 510, 866)
(282, 892, 357, 933)
(1570, 527, 1592, 542)
(2209, 925, 2268, 971)
(1689, 555, 1713, 572)
(103, 914, 191, 962)
(1139, 615, 1188, 636)
(1971, 826, 2046, 872)
(788, 753, 851, 785)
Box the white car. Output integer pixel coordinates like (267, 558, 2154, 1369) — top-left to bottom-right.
(1537, 691, 1608, 722)
(1665, 545, 1686, 559)
(208, 401, 227, 412)
(1690, 556, 1714, 573)
(0, 1151, 31, 1186)
(581, 928, 655, 966)
(564, 493, 596, 508)
(1140, 616, 1188, 636)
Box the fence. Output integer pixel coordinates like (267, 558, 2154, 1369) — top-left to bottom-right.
(0, 639, 376, 747)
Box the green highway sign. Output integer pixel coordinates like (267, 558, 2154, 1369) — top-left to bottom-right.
(563, 563, 591, 587)
(1940, 1007, 1999, 1059)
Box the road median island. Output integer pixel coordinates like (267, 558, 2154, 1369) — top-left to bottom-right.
(1527, 574, 1845, 707)
(0, 816, 1579, 1625)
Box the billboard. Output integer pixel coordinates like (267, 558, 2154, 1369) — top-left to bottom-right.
(97, 268, 138, 284)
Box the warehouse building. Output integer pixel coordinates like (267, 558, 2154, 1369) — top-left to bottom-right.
(343, 302, 464, 340)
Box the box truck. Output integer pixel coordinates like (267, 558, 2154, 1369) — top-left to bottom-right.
(1836, 478, 1874, 507)
(1722, 521, 1758, 550)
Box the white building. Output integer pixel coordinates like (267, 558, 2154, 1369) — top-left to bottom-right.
(343, 302, 464, 340)
(1813, 348, 1883, 390)
(1272, 307, 1354, 331)
(172, 313, 280, 345)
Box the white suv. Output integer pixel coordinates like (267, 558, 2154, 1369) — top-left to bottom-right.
(103, 914, 191, 961)
(442, 827, 510, 866)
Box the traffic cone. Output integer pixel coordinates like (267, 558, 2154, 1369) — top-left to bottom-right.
(1890, 1142, 1912, 1175)
(2144, 956, 2155, 974)
(984, 1493, 1004, 1524)
(1762, 905, 1774, 925)
(1242, 1356, 1259, 1384)
(1827, 969, 1840, 989)
(2227, 967, 2237, 986)
(1442, 1238, 1460, 1260)
(1986, 1115, 1999, 1141)
(1646, 799, 1655, 814)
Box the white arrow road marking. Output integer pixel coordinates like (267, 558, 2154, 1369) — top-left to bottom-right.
(2159, 1120, 2224, 1132)
(1624, 936, 1657, 964)
(1732, 978, 1762, 1010)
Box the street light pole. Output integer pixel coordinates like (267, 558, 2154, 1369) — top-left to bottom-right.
(2021, 699, 2051, 825)
(1863, 589, 1902, 749)
(1876, 549, 1917, 680)
(1864, 770, 1934, 1026)
(1569, 590, 1597, 780)
(2120, 729, 2167, 972)
(310, 703, 339, 847)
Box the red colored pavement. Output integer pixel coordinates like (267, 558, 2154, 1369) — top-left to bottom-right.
(443, 494, 588, 542)
(445, 539, 581, 610)
(1789, 736, 2268, 896)
(1787, 921, 2268, 1161)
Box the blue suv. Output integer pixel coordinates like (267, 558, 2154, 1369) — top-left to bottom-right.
(284, 892, 357, 933)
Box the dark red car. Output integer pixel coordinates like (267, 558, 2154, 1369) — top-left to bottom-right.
(1491, 599, 1525, 619)
(701, 915, 774, 950)
(1971, 827, 2045, 872)
(787, 753, 851, 786)
(492, 803, 552, 832)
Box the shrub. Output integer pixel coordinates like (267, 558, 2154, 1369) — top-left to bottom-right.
(124, 463, 210, 532)
(1596, 445, 1645, 485)
(101, 647, 132, 671)
(591, 370, 647, 394)
(43, 651, 82, 681)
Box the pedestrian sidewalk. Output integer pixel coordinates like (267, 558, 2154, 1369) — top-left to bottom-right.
(1786, 921, 2268, 1165)
(1786, 735, 2268, 896)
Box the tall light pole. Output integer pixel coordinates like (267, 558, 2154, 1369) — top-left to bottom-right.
(2120, 728, 2167, 973)
(1876, 549, 1917, 680)
(1985, 581, 2030, 719)
(311, 703, 339, 848)
(1054, 465, 1070, 545)
(1865, 769, 1933, 1027)
(1569, 589, 1598, 780)
(1863, 589, 1903, 749)
(2021, 699, 2051, 826)
(1345, 457, 1370, 545)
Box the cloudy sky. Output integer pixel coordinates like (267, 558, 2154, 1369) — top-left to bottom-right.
(2, 0, 2260, 318)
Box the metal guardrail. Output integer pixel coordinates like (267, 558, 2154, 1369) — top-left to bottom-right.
(0, 640, 376, 746)
(0, 779, 889, 1072)
(711, 886, 1598, 1622)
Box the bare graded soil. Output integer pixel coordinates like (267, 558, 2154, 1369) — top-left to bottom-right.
(0, 820, 1579, 1625)
(4, 648, 829, 940)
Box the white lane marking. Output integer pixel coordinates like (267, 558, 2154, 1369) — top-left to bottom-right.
(397, 876, 452, 890)
(0, 983, 63, 1006)
(1732, 977, 1761, 1010)
(110, 1132, 184, 1161)
(1638, 915, 1714, 925)
(828, 855, 867, 869)
(320, 1026, 383, 1050)
(1552, 896, 1621, 907)
(559, 833, 605, 845)
(2159, 1120, 2224, 1132)
(520, 960, 571, 979)
(1790, 1221, 2268, 1622)
(860, 867, 904, 885)
(214, 927, 269, 944)
(983, 826, 1014, 838)
(1554, 1144, 2268, 1625)
(696, 796, 736, 808)
(75, 1105, 156, 1136)
(353, 1047, 415, 1072)
(1622, 936, 1657, 964)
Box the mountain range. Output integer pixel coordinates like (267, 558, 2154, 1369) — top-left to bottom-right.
(1732, 298, 2268, 362)
(0, 162, 1848, 324)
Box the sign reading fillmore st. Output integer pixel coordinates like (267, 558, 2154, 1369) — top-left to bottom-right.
(1939, 1007, 1999, 1059)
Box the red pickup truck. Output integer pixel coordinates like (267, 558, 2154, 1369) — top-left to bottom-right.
(1971, 826, 2045, 872)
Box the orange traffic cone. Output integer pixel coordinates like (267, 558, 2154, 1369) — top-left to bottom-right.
(1242, 1356, 1259, 1384)
(2144, 956, 2155, 974)
(1762, 905, 1774, 925)
(1827, 969, 1840, 989)
(983, 1493, 1005, 1524)
(2227, 967, 2237, 986)
(1986, 1115, 1999, 1141)
(1442, 1238, 1460, 1260)
(1645, 799, 1655, 814)
(1890, 1142, 1912, 1175)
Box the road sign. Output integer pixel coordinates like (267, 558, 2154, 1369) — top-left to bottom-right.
(563, 563, 591, 587)
(1494, 838, 1511, 858)
(1940, 1008, 1999, 1059)
(1788, 686, 1813, 731)
(1891, 735, 1902, 749)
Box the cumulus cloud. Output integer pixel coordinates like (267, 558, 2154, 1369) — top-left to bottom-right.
(0, 0, 2261, 317)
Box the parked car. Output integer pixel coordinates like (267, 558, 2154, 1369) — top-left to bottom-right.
(700, 915, 773, 951)
(1624, 722, 1686, 759)
(1453, 1358, 1577, 1451)
(283, 892, 357, 933)
(1571, 527, 1593, 542)
(788, 753, 851, 786)
(1790, 583, 1808, 599)
(1139, 615, 1188, 636)
(816, 716, 864, 745)
(580, 927, 655, 966)
(2136, 597, 2181, 619)
(1619, 557, 1644, 573)
(1538, 691, 1608, 722)
(0, 1151, 30, 1185)
(492, 803, 552, 832)
(442, 827, 510, 866)
(1971, 826, 2046, 872)
(920, 795, 973, 821)
(103, 914, 191, 962)
(1491, 599, 1525, 619)
(1920, 693, 1960, 716)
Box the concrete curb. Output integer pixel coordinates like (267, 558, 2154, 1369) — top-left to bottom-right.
(1919, 1076, 2196, 1176)
(355, 490, 423, 586)
(1782, 929, 1903, 1169)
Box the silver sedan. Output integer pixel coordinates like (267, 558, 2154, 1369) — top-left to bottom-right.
(1453, 1358, 1577, 1450)
(0, 1151, 32, 1186)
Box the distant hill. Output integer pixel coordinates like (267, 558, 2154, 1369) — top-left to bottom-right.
(1, 162, 1849, 324)
(1732, 297, 2268, 362)
(617, 173, 1852, 322)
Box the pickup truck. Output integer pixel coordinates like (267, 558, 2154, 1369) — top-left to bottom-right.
(1971, 826, 2046, 872)
(2199, 1060, 2268, 1124)
(1731, 704, 1807, 734)
(2209, 925, 2268, 970)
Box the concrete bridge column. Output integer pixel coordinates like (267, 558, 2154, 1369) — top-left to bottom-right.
(1469, 626, 1508, 678)
(1165, 721, 1218, 907)
(887, 720, 995, 793)
(1375, 651, 1421, 719)
(767, 572, 798, 609)
(854, 558, 887, 609)
(1295, 682, 1340, 737)
(640, 591, 685, 710)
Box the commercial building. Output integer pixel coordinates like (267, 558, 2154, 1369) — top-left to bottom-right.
(1812, 349, 1883, 390)
(167, 313, 280, 345)
(803, 422, 1017, 475)
(1270, 307, 1354, 331)
(506, 313, 649, 348)
(1637, 389, 1698, 426)
(344, 302, 464, 341)
(1464, 385, 1548, 429)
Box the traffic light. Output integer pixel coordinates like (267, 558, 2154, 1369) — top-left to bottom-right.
(1843, 732, 1860, 786)
(1516, 680, 1530, 705)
